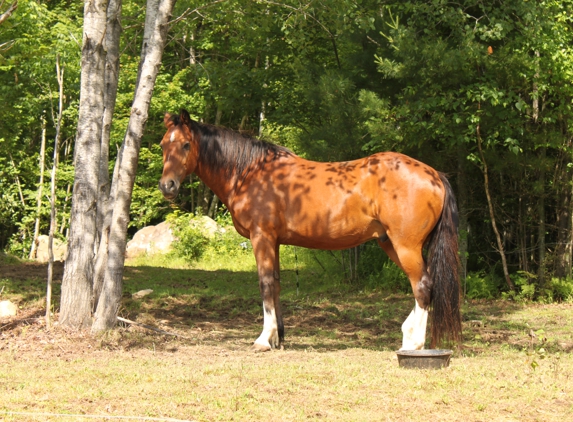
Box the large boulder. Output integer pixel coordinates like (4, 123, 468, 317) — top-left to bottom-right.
(125, 216, 225, 258)
(36, 235, 67, 263)
(126, 221, 175, 258)
(190, 215, 226, 239)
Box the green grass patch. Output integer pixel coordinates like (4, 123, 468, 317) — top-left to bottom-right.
(1, 251, 573, 421)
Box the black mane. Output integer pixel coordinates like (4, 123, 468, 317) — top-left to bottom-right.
(171, 115, 292, 179)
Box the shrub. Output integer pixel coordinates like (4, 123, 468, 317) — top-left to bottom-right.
(358, 243, 410, 292)
(548, 277, 573, 303)
(166, 212, 209, 262)
(464, 271, 499, 299)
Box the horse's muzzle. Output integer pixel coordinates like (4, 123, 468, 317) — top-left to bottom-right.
(158, 177, 180, 200)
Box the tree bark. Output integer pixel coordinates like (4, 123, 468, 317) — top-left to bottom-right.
(457, 144, 469, 288)
(47, 55, 64, 329)
(59, 0, 109, 329)
(30, 114, 47, 259)
(93, 0, 123, 309)
(537, 146, 546, 285)
(9, 154, 25, 208)
(0, 1, 17, 26)
(92, 0, 177, 333)
(553, 139, 572, 278)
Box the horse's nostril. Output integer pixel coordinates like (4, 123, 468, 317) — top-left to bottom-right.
(159, 178, 179, 198)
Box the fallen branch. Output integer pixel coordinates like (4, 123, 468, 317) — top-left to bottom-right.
(116, 316, 190, 339)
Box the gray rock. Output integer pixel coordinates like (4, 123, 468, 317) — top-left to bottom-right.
(0, 300, 18, 317)
(125, 217, 225, 258)
(35, 235, 67, 263)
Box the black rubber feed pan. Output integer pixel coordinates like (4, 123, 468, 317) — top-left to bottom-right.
(396, 349, 453, 369)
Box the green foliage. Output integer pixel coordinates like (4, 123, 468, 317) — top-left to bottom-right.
(1, 0, 573, 302)
(166, 211, 254, 268)
(546, 278, 573, 303)
(202, 229, 251, 261)
(166, 212, 209, 263)
(358, 243, 410, 293)
(464, 271, 500, 300)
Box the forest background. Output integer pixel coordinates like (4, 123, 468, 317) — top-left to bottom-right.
(1, 0, 573, 302)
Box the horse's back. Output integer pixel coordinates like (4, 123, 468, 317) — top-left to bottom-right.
(234, 151, 445, 249)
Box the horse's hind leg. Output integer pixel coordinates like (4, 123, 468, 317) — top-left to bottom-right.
(251, 232, 282, 352)
(379, 239, 431, 350)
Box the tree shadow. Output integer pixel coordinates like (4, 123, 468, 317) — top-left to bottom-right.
(2, 261, 572, 355)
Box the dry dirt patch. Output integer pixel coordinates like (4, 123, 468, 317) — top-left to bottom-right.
(1, 260, 573, 420)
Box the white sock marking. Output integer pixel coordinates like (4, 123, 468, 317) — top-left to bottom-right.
(400, 301, 428, 350)
(254, 302, 279, 349)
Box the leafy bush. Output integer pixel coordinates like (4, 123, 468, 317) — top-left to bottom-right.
(547, 277, 573, 303)
(166, 211, 253, 267)
(370, 260, 411, 293)
(166, 212, 209, 262)
(502, 271, 537, 302)
(464, 271, 499, 300)
(204, 229, 252, 260)
(357, 243, 410, 292)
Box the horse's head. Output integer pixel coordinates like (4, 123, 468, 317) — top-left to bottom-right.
(158, 110, 200, 200)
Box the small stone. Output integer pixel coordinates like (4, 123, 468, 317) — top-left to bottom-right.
(132, 289, 153, 299)
(0, 300, 18, 317)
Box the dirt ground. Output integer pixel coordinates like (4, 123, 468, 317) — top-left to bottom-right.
(1, 260, 573, 421)
(1, 261, 65, 283)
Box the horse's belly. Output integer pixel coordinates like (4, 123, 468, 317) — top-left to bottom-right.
(281, 215, 385, 250)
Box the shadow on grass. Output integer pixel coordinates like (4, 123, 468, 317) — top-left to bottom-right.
(2, 261, 572, 355)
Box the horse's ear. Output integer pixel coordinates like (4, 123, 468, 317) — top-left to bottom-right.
(164, 113, 173, 127)
(179, 109, 192, 127)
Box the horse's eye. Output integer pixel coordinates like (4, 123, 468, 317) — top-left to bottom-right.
(183, 142, 190, 151)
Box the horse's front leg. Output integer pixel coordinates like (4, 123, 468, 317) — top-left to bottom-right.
(251, 233, 283, 352)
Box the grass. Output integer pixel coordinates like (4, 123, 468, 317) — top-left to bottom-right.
(1, 250, 573, 421)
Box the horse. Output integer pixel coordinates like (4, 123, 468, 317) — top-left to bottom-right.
(158, 110, 462, 352)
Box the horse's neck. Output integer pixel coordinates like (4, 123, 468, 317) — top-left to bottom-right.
(194, 162, 235, 206)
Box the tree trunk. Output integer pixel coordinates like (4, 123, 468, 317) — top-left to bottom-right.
(92, 0, 177, 333)
(208, 194, 219, 219)
(537, 146, 546, 286)
(96, 0, 122, 241)
(476, 125, 515, 291)
(30, 114, 47, 259)
(0, 1, 18, 26)
(518, 194, 528, 273)
(553, 138, 573, 278)
(47, 55, 64, 329)
(457, 144, 469, 289)
(59, 0, 109, 329)
(92, 0, 123, 309)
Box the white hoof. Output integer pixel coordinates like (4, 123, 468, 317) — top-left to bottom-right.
(254, 328, 280, 352)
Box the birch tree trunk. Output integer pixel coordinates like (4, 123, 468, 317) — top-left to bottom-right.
(0, 1, 18, 26)
(30, 114, 47, 259)
(92, 0, 177, 332)
(59, 0, 109, 329)
(93, 0, 123, 309)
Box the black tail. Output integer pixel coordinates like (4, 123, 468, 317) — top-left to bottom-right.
(427, 173, 462, 348)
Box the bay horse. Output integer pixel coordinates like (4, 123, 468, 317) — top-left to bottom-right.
(158, 110, 462, 351)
